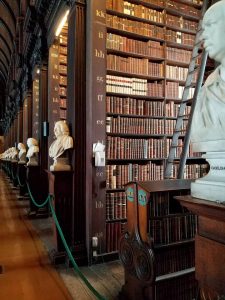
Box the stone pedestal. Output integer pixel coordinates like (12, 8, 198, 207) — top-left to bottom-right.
(11, 161, 18, 187)
(47, 171, 73, 264)
(17, 163, 27, 198)
(191, 152, 225, 203)
(26, 166, 49, 218)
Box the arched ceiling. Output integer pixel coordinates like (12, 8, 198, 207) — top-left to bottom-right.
(0, 0, 20, 121)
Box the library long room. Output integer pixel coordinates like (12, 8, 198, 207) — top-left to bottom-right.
(0, 0, 225, 299)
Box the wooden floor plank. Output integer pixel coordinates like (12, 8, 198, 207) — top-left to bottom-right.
(0, 170, 124, 299)
(0, 172, 73, 300)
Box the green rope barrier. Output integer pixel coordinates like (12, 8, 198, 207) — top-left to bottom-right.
(17, 175, 26, 188)
(49, 198, 107, 300)
(11, 168, 17, 181)
(25, 182, 107, 300)
(26, 182, 50, 208)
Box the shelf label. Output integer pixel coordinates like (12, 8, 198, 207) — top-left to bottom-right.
(126, 187, 134, 202)
(98, 31, 104, 39)
(96, 120, 104, 125)
(96, 9, 105, 19)
(138, 189, 147, 206)
(97, 94, 104, 101)
(96, 200, 104, 208)
(96, 76, 104, 83)
(95, 49, 105, 59)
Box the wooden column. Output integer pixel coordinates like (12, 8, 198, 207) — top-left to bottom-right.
(27, 91, 32, 139)
(38, 62, 49, 211)
(18, 107, 23, 143)
(85, 0, 106, 263)
(39, 62, 48, 171)
(67, 0, 87, 263)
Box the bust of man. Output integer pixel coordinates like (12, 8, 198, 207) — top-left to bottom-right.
(10, 147, 18, 162)
(18, 143, 27, 164)
(191, 0, 225, 152)
(191, 0, 225, 202)
(49, 120, 73, 171)
(26, 138, 39, 166)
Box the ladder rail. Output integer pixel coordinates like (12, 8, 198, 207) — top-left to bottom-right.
(178, 49, 208, 179)
(164, 0, 210, 179)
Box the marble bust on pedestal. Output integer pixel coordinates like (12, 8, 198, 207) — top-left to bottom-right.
(26, 138, 39, 166)
(49, 120, 73, 171)
(10, 147, 18, 162)
(18, 143, 27, 164)
(191, 0, 225, 202)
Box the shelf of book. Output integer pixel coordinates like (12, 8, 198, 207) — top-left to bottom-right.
(118, 179, 198, 299)
(100, 0, 207, 264)
(32, 75, 40, 139)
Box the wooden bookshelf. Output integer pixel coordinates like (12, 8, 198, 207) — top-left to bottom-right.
(48, 23, 68, 148)
(119, 179, 197, 300)
(102, 0, 208, 259)
(32, 74, 40, 140)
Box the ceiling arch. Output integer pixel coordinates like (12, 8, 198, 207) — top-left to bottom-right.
(0, 57, 8, 75)
(0, 38, 11, 63)
(0, 0, 20, 121)
(0, 66, 7, 83)
(0, 33, 12, 57)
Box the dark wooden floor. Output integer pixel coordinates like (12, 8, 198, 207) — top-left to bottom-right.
(0, 170, 124, 299)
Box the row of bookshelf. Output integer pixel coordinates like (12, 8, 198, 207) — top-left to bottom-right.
(106, 163, 164, 189)
(106, 96, 165, 115)
(106, 192, 127, 221)
(58, 26, 68, 121)
(148, 191, 188, 216)
(106, 162, 207, 189)
(106, 15, 165, 40)
(171, 163, 208, 179)
(107, 0, 203, 11)
(106, 221, 126, 253)
(106, 136, 200, 160)
(166, 14, 198, 32)
(106, 75, 164, 96)
(107, 54, 164, 76)
(166, 82, 195, 99)
(149, 214, 197, 244)
(166, 0, 201, 18)
(107, 34, 164, 58)
(155, 242, 194, 275)
(155, 273, 197, 300)
(106, 116, 187, 135)
(107, 33, 195, 65)
(106, 96, 192, 117)
(107, 0, 201, 21)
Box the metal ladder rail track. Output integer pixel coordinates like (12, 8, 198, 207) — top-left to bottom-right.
(164, 0, 210, 179)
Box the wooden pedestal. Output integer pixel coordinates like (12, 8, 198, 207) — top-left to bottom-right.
(176, 195, 225, 299)
(11, 161, 18, 187)
(26, 166, 49, 218)
(47, 171, 74, 264)
(17, 163, 27, 197)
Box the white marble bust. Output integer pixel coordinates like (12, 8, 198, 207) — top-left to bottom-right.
(10, 147, 18, 162)
(191, 0, 225, 152)
(18, 143, 27, 164)
(191, 0, 225, 202)
(49, 120, 73, 171)
(26, 138, 39, 166)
